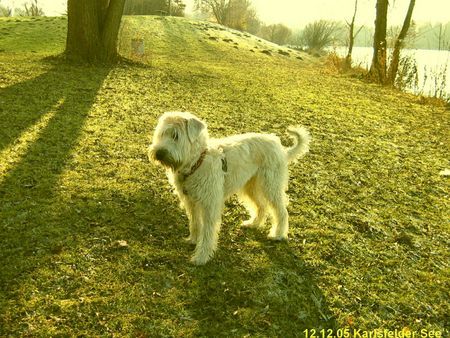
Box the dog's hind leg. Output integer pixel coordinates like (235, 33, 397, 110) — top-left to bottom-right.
(190, 198, 224, 265)
(259, 168, 289, 241)
(241, 178, 267, 228)
(266, 194, 289, 240)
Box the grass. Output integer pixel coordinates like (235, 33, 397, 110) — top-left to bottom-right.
(0, 16, 449, 336)
(0, 16, 66, 54)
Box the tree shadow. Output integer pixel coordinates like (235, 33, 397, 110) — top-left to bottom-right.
(0, 60, 101, 152)
(0, 60, 110, 307)
(0, 59, 337, 335)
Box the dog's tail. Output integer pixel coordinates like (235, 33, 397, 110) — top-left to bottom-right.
(285, 126, 311, 162)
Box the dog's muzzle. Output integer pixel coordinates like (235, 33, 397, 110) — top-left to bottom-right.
(155, 148, 169, 162)
(152, 147, 180, 169)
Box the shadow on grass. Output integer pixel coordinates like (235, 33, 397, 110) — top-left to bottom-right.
(0, 58, 336, 334)
(185, 224, 337, 336)
(0, 59, 110, 312)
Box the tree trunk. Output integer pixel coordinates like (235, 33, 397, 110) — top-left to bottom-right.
(65, 0, 126, 63)
(387, 0, 415, 85)
(437, 23, 443, 51)
(210, 0, 228, 25)
(346, 0, 358, 67)
(369, 0, 388, 84)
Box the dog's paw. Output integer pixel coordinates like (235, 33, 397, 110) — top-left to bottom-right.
(242, 219, 258, 228)
(184, 236, 197, 245)
(190, 255, 210, 266)
(267, 234, 289, 242)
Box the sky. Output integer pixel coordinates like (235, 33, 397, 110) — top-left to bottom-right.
(248, 0, 450, 28)
(2, 0, 449, 28)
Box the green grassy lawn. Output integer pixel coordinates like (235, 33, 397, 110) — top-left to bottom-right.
(0, 16, 449, 336)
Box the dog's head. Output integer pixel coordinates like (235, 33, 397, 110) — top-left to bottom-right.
(149, 112, 207, 170)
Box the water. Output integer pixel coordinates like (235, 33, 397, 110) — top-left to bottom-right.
(333, 46, 450, 99)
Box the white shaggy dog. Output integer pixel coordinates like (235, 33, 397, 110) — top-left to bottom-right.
(149, 112, 310, 265)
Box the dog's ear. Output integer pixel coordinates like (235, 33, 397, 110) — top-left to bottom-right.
(186, 116, 206, 143)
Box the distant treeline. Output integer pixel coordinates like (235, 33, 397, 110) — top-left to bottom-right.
(288, 21, 450, 51)
(123, 0, 186, 17)
(1, 0, 448, 51)
(346, 22, 450, 50)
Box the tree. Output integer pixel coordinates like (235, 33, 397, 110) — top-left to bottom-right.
(345, 0, 363, 67)
(195, 0, 255, 31)
(369, 0, 388, 83)
(171, 0, 186, 16)
(14, 0, 44, 16)
(124, 0, 167, 15)
(24, 0, 44, 16)
(226, 0, 254, 31)
(245, 9, 261, 35)
(123, 0, 185, 16)
(300, 20, 342, 52)
(259, 24, 292, 45)
(195, 0, 229, 25)
(387, 0, 415, 85)
(0, 2, 12, 16)
(434, 23, 449, 51)
(65, 0, 126, 63)
(0, 6, 11, 17)
(387, 21, 416, 49)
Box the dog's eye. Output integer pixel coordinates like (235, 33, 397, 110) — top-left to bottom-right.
(172, 131, 178, 141)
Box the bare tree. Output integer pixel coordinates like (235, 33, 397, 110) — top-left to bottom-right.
(195, 0, 255, 31)
(300, 20, 342, 52)
(226, 0, 254, 31)
(0, 4, 12, 16)
(23, 0, 44, 16)
(435, 23, 448, 51)
(387, 0, 415, 85)
(65, 0, 126, 63)
(124, 0, 167, 15)
(259, 24, 292, 45)
(387, 22, 416, 49)
(245, 8, 261, 35)
(171, 0, 186, 16)
(369, 0, 388, 83)
(195, 0, 230, 25)
(14, 0, 44, 16)
(345, 0, 363, 67)
(123, 0, 185, 16)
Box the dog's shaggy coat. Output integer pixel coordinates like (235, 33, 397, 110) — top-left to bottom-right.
(149, 112, 310, 265)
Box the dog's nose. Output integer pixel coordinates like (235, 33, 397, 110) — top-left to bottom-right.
(155, 148, 169, 162)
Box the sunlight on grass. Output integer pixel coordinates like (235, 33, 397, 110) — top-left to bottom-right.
(0, 99, 64, 183)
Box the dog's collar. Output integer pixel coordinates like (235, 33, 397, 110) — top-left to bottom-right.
(183, 150, 207, 180)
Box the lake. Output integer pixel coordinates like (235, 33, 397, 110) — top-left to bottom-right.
(333, 46, 450, 99)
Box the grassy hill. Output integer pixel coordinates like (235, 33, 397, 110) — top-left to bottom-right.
(0, 16, 449, 336)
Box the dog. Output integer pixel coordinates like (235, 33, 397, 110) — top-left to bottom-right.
(149, 112, 310, 265)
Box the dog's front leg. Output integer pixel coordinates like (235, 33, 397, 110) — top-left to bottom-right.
(183, 199, 201, 245)
(191, 198, 224, 265)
